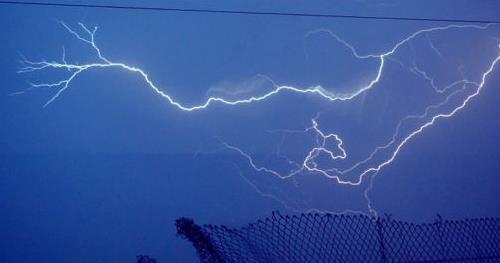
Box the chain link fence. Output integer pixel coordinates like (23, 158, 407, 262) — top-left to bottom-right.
(176, 212, 500, 262)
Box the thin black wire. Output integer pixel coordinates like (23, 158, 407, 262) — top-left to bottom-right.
(0, 0, 499, 24)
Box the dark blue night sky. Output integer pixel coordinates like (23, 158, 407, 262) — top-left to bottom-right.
(1, 1, 500, 262)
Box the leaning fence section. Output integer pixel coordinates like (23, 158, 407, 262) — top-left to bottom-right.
(176, 212, 500, 263)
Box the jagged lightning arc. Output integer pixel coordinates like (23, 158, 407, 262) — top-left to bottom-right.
(18, 21, 500, 215)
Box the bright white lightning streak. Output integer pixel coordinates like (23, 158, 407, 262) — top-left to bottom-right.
(355, 50, 500, 183)
(20, 22, 489, 109)
(19, 21, 500, 214)
(224, 78, 477, 187)
(227, 25, 499, 184)
(328, 81, 474, 176)
(220, 25, 499, 213)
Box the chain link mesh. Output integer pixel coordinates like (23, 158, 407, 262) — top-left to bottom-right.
(176, 212, 500, 263)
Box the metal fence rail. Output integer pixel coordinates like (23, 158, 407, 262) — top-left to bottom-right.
(176, 212, 500, 263)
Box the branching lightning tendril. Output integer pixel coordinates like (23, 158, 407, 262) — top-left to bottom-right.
(18, 21, 500, 216)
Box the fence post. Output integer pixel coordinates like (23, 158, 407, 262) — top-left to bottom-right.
(376, 217, 388, 263)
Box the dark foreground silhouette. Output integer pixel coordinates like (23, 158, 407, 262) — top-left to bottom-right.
(176, 212, 500, 263)
(136, 255, 157, 263)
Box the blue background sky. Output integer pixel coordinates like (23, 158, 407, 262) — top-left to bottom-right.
(1, 1, 500, 262)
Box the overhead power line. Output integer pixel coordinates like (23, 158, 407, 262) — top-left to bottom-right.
(0, 1, 499, 24)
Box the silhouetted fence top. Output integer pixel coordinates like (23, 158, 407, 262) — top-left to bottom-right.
(176, 212, 500, 263)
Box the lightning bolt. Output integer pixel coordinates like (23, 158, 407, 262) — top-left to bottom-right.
(219, 25, 499, 215)
(19, 21, 500, 216)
